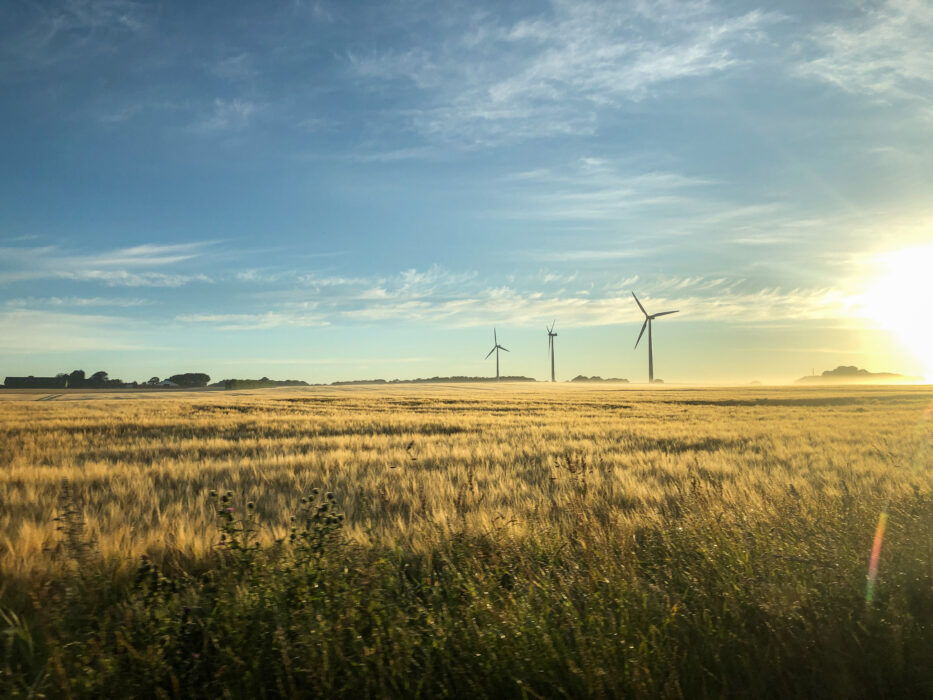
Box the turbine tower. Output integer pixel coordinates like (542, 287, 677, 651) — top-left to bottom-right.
(546, 321, 557, 382)
(485, 328, 509, 381)
(632, 292, 678, 383)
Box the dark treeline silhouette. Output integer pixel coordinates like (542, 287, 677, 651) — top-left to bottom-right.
(222, 378, 309, 389)
(3, 370, 212, 389)
(570, 375, 630, 383)
(165, 373, 211, 388)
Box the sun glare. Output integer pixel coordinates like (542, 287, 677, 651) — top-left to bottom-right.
(858, 244, 933, 381)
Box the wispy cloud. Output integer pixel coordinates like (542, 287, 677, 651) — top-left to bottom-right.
(333, 281, 854, 327)
(506, 157, 716, 223)
(4, 296, 152, 308)
(0, 242, 214, 286)
(176, 311, 328, 331)
(1, 0, 151, 77)
(179, 263, 860, 330)
(191, 98, 260, 133)
(0, 308, 153, 353)
(349, 1, 781, 146)
(798, 0, 933, 113)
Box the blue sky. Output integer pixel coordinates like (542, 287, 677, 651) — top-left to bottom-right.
(2, 0, 932, 383)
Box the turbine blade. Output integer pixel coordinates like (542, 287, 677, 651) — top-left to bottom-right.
(652, 310, 679, 318)
(500, 345, 510, 352)
(494, 328, 497, 344)
(634, 319, 647, 349)
(632, 291, 648, 317)
(485, 347, 496, 359)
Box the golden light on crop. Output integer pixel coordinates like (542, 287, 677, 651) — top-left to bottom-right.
(858, 244, 933, 381)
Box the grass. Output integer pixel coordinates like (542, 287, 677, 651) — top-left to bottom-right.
(1, 384, 932, 697)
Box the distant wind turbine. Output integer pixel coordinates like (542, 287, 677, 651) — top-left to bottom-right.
(632, 292, 678, 383)
(485, 328, 509, 381)
(546, 321, 557, 382)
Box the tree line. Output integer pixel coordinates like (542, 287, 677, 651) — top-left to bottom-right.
(2, 371, 211, 389)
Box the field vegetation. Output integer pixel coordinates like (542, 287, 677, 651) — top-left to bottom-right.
(1, 384, 932, 697)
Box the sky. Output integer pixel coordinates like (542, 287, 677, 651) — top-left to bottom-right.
(1, 0, 932, 384)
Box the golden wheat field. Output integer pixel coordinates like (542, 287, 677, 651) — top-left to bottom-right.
(1, 383, 931, 577)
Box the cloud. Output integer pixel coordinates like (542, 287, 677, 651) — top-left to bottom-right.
(0, 308, 153, 353)
(505, 157, 717, 223)
(798, 0, 933, 112)
(211, 53, 256, 82)
(0, 241, 214, 286)
(333, 280, 854, 327)
(349, 1, 781, 146)
(182, 263, 861, 330)
(1, 0, 151, 77)
(4, 296, 152, 308)
(530, 249, 651, 262)
(191, 98, 260, 133)
(176, 311, 328, 331)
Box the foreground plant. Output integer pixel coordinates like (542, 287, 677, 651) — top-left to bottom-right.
(2, 482, 932, 698)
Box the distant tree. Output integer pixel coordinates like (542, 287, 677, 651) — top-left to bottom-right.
(147, 377, 160, 385)
(166, 373, 210, 388)
(68, 370, 86, 387)
(89, 371, 109, 387)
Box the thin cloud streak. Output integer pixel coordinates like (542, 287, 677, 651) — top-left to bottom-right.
(179, 265, 861, 331)
(349, 1, 782, 146)
(0, 242, 215, 286)
(0, 308, 155, 353)
(4, 296, 153, 308)
(798, 0, 933, 113)
(176, 312, 329, 331)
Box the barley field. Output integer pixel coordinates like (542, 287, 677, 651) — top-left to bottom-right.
(1, 384, 932, 697)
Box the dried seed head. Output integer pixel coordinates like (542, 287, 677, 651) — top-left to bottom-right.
(326, 492, 335, 501)
(246, 501, 255, 510)
(311, 488, 320, 496)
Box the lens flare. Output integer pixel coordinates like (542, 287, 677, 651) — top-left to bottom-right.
(865, 509, 888, 604)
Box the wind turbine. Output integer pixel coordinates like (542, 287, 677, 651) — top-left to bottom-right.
(546, 321, 557, 382)
(632, 292, 678, 383)
(485, 328, 509, 381)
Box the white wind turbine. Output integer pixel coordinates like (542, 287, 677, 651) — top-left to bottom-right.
(632, 292, 678, 383)
(485, 328, 509, 381)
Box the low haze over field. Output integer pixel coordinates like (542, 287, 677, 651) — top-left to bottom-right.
(1, 0, 931, 383)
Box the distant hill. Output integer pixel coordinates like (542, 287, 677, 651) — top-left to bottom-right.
(795, 366, 922, 385)
(329, 376, 536, 385)
(570, 375, 630, 383)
